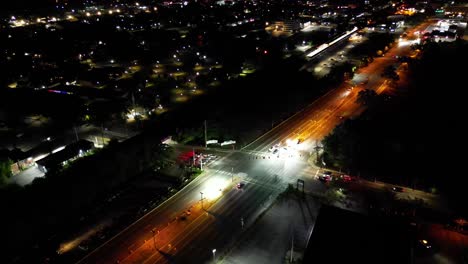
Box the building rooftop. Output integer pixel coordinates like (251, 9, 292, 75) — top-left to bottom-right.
(36, 139, 94, 169)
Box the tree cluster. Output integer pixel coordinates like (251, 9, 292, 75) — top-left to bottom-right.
(0, 132, 172, 261)
(322, 39, 468, 215)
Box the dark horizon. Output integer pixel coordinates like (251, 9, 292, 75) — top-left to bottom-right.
(1, 1, 55, 14)
(1, 0, 100, 14)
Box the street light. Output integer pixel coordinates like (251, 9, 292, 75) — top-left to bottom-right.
(212, 248, 216, 262)
(200, 192, 204, 209)
(151, 229, 158, 250)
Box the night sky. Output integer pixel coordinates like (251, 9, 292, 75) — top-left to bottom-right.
(2, 0, 73, 13)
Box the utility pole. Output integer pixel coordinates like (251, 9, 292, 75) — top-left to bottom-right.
(193, 148, 196, 166)
(410, 243, 414, 264)
(131, 92, 136, 111)
(73, 126, 79, 142)
(101, 123, 105, 146)
(200, 192, 204, 209)
(151, 229, 157, 250)
(231, 167, 234, 182)
(315, 140, 318, 163)
(204, 120, 207, 148)
(290, 233, 294, 263)
(314, 140, 320, 165)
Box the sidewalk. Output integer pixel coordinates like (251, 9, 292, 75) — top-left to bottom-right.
(221, 193, 320, 264)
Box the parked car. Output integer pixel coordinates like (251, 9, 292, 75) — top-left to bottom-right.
(340, 174, 353, 182)
(319, 175, 332, 182)
(415, 238, 438, 255)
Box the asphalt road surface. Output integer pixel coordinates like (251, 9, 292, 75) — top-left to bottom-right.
(77, 21, 435, 264)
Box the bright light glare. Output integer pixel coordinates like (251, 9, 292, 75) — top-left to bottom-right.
(307, 27, 358, 58)
(126, 109, 140, 120)
(342, 90, 351, 97)
(280, 145, 297, 157)
(398, 40, 410, 47)
(203, 177, 228, 200)
(52, 146, 66, 154)
(398, 38, 420, 47)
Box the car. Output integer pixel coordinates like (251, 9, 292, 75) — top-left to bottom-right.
(415, 238, 437, 255)
(392, 186, 404, 192)
(78, 245, 89, 251)
(237, 182, 245, 189)
(322, 171, 332, 176)
(273, 149, 279, 154)
(269, 144, 280, 152)
(340, 174, 353, 182)
(418, 239, 431, 249)
(319, 175, 332, 182)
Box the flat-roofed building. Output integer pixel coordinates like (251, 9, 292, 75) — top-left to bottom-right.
(36, 139, 94, 173)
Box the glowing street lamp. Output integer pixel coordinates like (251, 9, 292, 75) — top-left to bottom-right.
(212, 249, 216, 262)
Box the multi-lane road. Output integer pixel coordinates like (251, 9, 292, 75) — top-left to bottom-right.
(77, 21, 437, 264)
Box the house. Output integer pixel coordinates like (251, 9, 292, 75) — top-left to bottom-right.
(0, 148, 31, 175)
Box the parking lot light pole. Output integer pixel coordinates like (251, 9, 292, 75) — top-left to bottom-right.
(151, 229, 157, 250)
